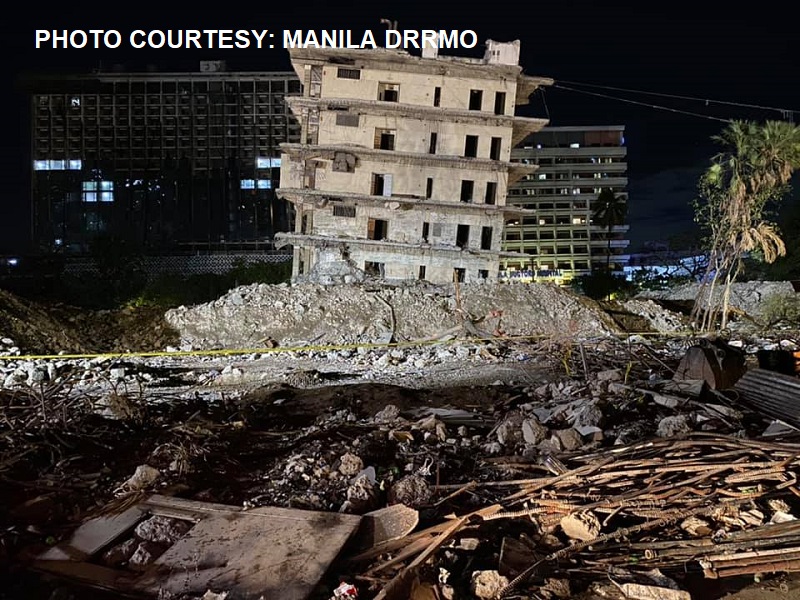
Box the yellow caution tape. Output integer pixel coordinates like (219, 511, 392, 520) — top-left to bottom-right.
(0, 329, 719, 362)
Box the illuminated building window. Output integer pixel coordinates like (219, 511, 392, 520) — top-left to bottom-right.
(256, 157, 281, 169)
(240, 179, 255, 189)
(34, 159, 83, 171)
(82, 181, 114, 202)
(256, 179, 272, 189)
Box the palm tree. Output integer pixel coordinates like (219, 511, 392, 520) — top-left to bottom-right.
(691, 120, 800, 330)
(591, 188, 628, 270)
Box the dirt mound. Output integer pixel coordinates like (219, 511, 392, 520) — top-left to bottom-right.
(165, 281, 620, 349)
(0, 289, 179, 355)
(0, 289, 89, 354)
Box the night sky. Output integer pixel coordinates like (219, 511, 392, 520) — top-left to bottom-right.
(1, 0, 798, 253)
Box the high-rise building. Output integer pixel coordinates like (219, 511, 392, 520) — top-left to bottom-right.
(26, 62, 301, 254)
(276, 41, 553, 284)
(502, 126, 629, 283)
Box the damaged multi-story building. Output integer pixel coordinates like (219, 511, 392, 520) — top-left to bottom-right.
(276, 41, 553, 284)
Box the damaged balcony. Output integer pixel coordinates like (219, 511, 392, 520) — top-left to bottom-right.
(276, 188, 541, 215)
(274, 232, 533, 261)
(280, 143, 537, 174)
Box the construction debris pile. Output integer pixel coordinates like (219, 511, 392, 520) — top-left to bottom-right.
(2, 329, 800, 599)
(640, 280, 799, 328)
(164, 281, 622, 349)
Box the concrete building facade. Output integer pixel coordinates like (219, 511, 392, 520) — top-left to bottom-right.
(26, 62, 301, 254)
(276, 41, 553, 284)
(502, 126, 629, 284)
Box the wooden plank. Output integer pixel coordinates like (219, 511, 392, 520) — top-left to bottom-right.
(355, 504, 419, 551)
(38, 506, 146, 561)
(140, 494, 244, 520)
(30, 560, 139, 594)
(373, 504, 502, 600)
(138, 505, 362, 600)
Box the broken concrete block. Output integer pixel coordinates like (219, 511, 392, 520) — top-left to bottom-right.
(521, 418, 547, 445)
(374, 404, 401, 423)
(554, 428, 582, 452)
(657, 415, 693, 438)
(596, 369, 623, 382)
(470, 570, 509, 599)
(560, 511, 601, 541)
(570, 401, 604, 429)
(496, 412, 524, 447)
(128, 540, 168, 571)
(575, 425, 603, 442)
(338, 452, 364, 477)
(101, 537, 138, 567)
(388, 475, 431, 509)
(134, 515, 192, 545)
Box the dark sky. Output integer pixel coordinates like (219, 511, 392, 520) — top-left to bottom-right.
(1, 0, 798, 252)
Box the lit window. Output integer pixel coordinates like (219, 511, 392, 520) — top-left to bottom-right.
(100, 192, 114, 202)
(570, 143, 580, 148)
(256, 157, 281, 169)
(84, 192, 98, 202)
(536, 144, 542, 149)
(82, 181, 97, 191)
(100, 181, 114, 191)
(54, 238, 63, 246)
(50, 160, 65, 170)
(257, 179, 272, 189)
(33, 160, 48, 171)
(70, 97, 80, 107)
(68, 159, 82, 170)
(538, 173, 547, 180)
(240, 179, 255, 189)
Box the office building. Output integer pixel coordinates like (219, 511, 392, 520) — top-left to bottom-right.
(27, 61, 301, 254)
(502, 126, 629, 283)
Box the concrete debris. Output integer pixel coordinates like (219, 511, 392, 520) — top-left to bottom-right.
(657, 415, 694, 438)
(470, 570, 509, 599)
(388, 475, 431, 509)
(6, 291, 800, 600)
(673, 338, 746, 390)
(622, 299, 690, 333)
(639, 280, 797, 325)
(338, 452, 365, 477)
(115, 464, 160, 495)
(134, 515, 192, 545)
(164, 281, 619, 349)
(521, 417, 548, 445)
(560, 511, 601, 541)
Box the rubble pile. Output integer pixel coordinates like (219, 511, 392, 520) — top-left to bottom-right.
(0, 289, 179, 356)
(622, 298, 690, 333)
(2, 332, 800, 599)
(164, 281, 621, 350)
(639, 280, 798, 323)
(0, 289, 90, 354)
